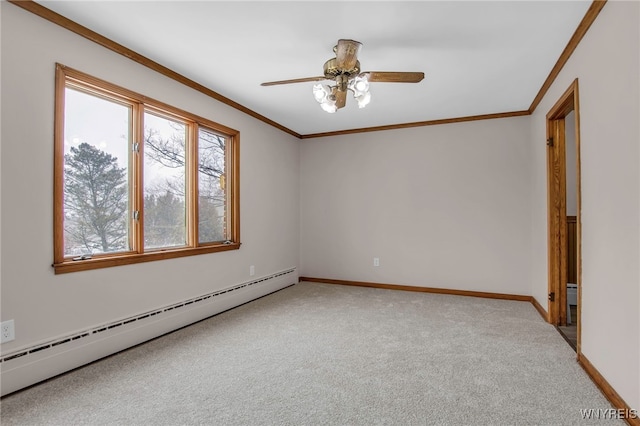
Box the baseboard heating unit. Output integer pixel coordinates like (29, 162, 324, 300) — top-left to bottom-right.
(0, 268, 297, 395)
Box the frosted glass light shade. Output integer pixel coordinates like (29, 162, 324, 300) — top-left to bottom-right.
(313, 84, 330, 103)
(356, 91, 371, 108)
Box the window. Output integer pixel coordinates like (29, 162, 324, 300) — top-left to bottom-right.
(54, 64, 240, 273)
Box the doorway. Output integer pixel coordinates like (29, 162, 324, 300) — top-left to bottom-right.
(546, 79, 581, 355)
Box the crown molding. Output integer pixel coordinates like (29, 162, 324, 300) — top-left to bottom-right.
(6, 0, 302, 139)
(300, 110, 531, 139)
(9, 0, 607, 138)
(528, 0, 607, 113)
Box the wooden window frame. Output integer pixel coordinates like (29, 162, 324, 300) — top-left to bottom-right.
(54, 64, 240, 274)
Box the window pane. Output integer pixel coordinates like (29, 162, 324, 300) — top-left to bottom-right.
(198, 128, 226, 244)
(143, 112, 187, 249)
(63, 87, 131, 257)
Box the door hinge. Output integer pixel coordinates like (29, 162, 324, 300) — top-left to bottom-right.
(546, 137, 554, 147)
(133, 142, 140, 152)
(133, 210, 140, 220)
(548, 292, 555, 302)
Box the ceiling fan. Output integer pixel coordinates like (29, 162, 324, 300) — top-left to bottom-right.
(261, 39, 425, 113)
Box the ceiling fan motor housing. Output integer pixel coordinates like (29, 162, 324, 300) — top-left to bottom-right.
(323, 58, 361, 77)
(323, 58, 361, 85)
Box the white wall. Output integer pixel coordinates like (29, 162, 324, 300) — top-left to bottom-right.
(300, 117, 532, 295)
(0, 3, 299, 394)
(530, 1, 639, 409)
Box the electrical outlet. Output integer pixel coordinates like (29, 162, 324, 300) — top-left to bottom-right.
(1, 320, 15, 343)
(373, 257, 380, 267)
(249, 265, 255, 276)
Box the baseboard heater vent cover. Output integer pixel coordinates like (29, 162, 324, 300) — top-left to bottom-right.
(1, 268, 296, 363)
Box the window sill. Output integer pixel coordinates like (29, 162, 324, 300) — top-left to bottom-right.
(53, 242, 241, 274)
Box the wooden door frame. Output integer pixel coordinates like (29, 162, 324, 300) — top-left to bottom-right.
(546, 78, 582, 355)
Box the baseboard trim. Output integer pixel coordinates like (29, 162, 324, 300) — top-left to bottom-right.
(301, 276, 638, 424)
(299, 277, 531, 302)
(1, 269, 297, 397)
(578, 354, 639, 425)
(530, 296, 549, 322)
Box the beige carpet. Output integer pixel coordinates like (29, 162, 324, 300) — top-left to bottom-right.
(0, 282, 619, 425)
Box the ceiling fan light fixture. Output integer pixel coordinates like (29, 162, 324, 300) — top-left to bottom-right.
(263, 39, 423, 113)
(350, 74, 370, 94)
(320, 100, 338, 113)
(312, 83, 331, 103)
(347, 74, 371, 109)
(355, 90, 371, 109)
(314, 84, 338, 113)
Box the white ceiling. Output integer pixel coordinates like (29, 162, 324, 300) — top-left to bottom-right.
(37, 1, 592, 136)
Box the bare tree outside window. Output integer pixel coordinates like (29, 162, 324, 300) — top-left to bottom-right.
(198, 128, 226, 243)
(143, 113, 187, 249)
(143, 123, 227, 244)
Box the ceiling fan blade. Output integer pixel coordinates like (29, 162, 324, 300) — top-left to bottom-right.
(365, 71, 425, 83)
(261, 76, 328, 86)
(335, 89, 347, 109)
(335, 39, 362, 70)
